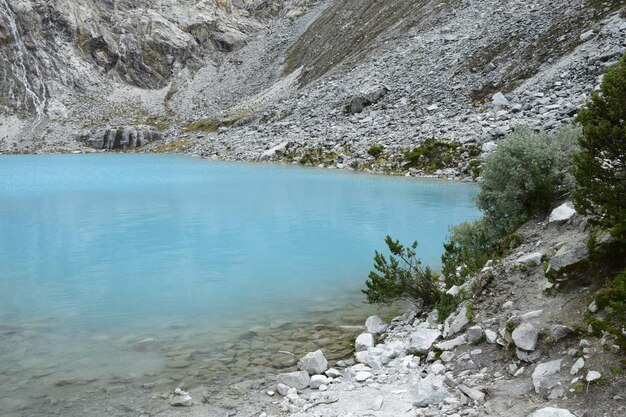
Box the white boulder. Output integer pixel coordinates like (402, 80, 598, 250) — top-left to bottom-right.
(549, 202, 576, 223)
(298, 350, 328, 375)
(532, 360, 562, 395)
(277, 371, 311, 390)
(409, 328, 442, 354)
(528, 407, 576, 417)
(355, 333, 375, 352)
(365, 316, 388, 335)
(413, 373, 451, 407)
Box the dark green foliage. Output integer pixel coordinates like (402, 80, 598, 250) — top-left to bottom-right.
(405, 138, 460, 173)
(574, 55, 626, 238)
(476, 126, 580, 236)
(595, 270, 626, 321)
(441, 219, 497, 286)
(367, 145, 385, 158)
(363, 236, 441, 308)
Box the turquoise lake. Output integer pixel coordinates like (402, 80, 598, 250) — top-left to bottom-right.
(0, 154, 480, 414)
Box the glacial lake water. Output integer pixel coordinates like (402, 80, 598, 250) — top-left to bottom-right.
(0, 154, 480, 415)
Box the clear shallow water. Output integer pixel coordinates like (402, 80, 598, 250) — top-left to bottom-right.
(0, 154, 479, 414)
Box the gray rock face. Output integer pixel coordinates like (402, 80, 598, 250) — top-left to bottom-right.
(412, 373, 451, 407)
(409, 328, 442, 354)
(87, 127, 161, 150)
(512, 322, 540, 351)
(528, 407, 576, 417)
(277, 371, 311, 390)
(547, 242, 589, 273)
(298, 350, 328, 375)
(365, 316, 388, 335)
(532, 359, 562, 395)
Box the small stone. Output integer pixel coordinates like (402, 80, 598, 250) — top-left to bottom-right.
(440, 351, 455, 363)
(492, 92, 510, 107)
(467, 326, 484, 344)
(579, 339, 591, 348)
(580, 30, 595, 42)
(310, 375, 330, 389)
(570, 358, 584, 375)
(430, 362, 446, 375)
(355, 371, 372, 382)
(516, 252, 543, 267)
(458, 384, 485, 403)
(485, 329, 497, 344)
(325, 368, 342, 378)
(585, 371, 601, 382)
(550, 324, 573, 342)
(588, 301, 598, 313)
(169, 389, 193, 407)
(276, 383, 290, 396)
(372, 396, 383, 411)
(434, 334, 467, 351)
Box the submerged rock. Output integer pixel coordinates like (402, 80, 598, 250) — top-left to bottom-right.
(169, 388, 193, 407)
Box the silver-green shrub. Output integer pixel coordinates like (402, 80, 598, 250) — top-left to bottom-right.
(476, 126, 580, 236)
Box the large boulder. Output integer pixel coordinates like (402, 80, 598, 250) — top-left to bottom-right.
(355, 333, 374, 352)
(547, 242, 589, 273)
(532, 360, 562, 395)
(443, 305, 469, 337)
(527, 407, 576, 417)
(412, 374, 451, 407)
(548, 202, 576, 223)
(408, 328, 442, 354)
(346, 85, 388, 114)
(277, 371, 311, 389)
(512, 322, 540, 351)
(298, 350, 328, 375)
(365, 316, 388, 335)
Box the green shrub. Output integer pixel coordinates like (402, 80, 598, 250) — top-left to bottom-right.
(405, 138, 460, 173)
(183, 118, 220, 133)
(574, 55, 626, 238)
(595, 269, 626, 327)
(367, 145, 385, 158)
(476, 126, 580, 236)
(363, 236, 442, 309)
(441, 218, 497, 286)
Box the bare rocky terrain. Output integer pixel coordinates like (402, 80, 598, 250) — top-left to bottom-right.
(1, 1, 625, 417)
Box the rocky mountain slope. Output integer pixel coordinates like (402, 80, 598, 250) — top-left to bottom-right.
(1, 0, 625, 170)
